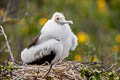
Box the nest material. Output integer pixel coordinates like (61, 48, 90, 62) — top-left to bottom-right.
(15, 61, 82, 80)
(14, 61, 120, 80)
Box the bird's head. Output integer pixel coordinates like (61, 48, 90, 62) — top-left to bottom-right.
(52, 12, 73, 25)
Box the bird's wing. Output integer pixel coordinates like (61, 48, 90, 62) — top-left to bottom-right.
(21, 39, 63, 64)
(27, 33, 41, 49)
(71, 33, 78, 50)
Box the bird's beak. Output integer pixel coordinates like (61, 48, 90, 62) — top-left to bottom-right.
(59, 20, 73, 24)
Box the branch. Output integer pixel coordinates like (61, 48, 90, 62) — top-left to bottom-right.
(116, 67, 120, 73)
(0, 25, 15, 62)
(0, 0, 30, 62)
(72, 62, 81, 73)
(102, 63, 118, 73)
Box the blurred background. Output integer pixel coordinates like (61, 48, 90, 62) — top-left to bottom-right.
(0, 0, 120, 65)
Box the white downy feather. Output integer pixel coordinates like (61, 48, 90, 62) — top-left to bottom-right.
(21, 12, 78, 64)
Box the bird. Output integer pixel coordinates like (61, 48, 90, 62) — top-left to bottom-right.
(21, 12, 78, 77)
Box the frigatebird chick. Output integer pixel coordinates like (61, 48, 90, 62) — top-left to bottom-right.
(21, 12, 78, 77)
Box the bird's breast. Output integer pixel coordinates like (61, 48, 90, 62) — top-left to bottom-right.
(41, 22, 73, 49)
(50, 25, 71, 38)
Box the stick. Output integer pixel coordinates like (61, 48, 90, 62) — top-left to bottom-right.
(102, 63, 118, 73)
(72, 63, 81, 73)
(0, 25, 15, 62)
(43, 64, 53, 78)
(116, 67, 120, 73)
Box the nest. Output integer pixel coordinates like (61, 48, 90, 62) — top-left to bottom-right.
(13, 61, 120, 80)
(14, 61, 83, 80)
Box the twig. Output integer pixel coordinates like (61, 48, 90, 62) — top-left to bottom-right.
(43, 64, 53, 78)
(12, 71, 22, 79)
(36, 67, 40, 79)
(116, 67, 120, 74)
(72, 63, 81, 73)
(0, 0, 16, 63)
(0, 25, 15, 62)
(102, 63, 118, 73)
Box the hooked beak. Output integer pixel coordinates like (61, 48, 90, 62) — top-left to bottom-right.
(59, 20, 73, 24)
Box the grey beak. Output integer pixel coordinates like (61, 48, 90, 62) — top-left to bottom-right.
(60, 20, 73, 24)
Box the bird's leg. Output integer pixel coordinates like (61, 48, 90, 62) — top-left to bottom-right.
(43, 64, 53, 78)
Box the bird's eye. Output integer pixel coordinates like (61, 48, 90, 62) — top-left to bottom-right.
(56, 18, 59, 20)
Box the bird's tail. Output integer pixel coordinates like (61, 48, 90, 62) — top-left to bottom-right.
(21, 39, 63, 64)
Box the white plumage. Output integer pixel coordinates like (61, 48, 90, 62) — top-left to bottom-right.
(21, 12, 78, 65)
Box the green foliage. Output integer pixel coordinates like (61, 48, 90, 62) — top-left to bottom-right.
(76, 63, 120, 80)
(0, 62, 18, 80)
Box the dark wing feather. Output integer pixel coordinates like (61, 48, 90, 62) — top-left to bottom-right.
(27, 33, 41, 49)
(28, 51, 56, 65)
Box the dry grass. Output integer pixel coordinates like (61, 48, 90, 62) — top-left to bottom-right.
(15, 61, 82, 80)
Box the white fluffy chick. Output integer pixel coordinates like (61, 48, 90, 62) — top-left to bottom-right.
(21, 12, 78, 65)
